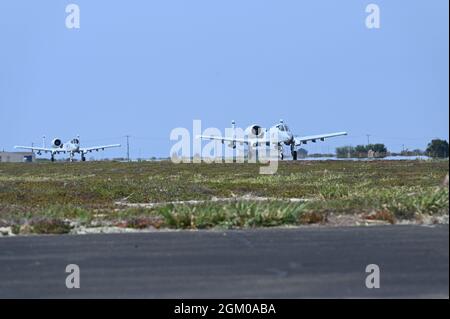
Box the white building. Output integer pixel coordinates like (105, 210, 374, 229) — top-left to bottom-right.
(0, 152, 35, 163)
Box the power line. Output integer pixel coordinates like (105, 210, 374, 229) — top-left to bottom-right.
(81, 136, 124, 143)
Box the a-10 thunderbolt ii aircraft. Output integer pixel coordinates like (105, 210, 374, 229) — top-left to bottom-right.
(15, 137, 121, 162)
(197, 120, 347, 160)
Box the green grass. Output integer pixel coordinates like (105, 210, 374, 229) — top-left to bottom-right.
(0, 160, 448, 234)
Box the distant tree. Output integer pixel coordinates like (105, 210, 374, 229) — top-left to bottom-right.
(336, 146, 354, 158)
(366, 143, 387, 158)
(426, 139, 449, 158)
(401, 149, 424, 156)
(354, 145, 367, 153)
(370, 143, 387, 154)
(354, 145, 368, 157)
(308, 153, 334, 158)
(336, 144, 387, 158)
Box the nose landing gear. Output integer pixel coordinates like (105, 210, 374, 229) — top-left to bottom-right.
(290, 144, 298, 160)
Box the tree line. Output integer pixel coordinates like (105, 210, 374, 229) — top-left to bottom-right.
(332, 139, 449, 159)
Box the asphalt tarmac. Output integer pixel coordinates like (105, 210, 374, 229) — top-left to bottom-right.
(0, 225, 448, 298)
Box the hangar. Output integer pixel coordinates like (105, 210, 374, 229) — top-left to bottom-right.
(0, 151, 35, 163)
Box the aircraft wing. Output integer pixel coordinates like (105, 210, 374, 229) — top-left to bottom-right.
(80, 144, 121, 153)
(196, 135, 250, 145)
(294, 132, 347, 146)
(14, 146, 65, 154)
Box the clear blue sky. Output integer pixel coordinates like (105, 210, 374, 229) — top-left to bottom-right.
(0, 0, 448, 159)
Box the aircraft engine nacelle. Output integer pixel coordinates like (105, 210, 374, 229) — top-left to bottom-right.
(52, 138, 63, 148)
(245, 124, 265, 139)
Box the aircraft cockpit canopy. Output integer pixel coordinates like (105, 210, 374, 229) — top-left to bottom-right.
(71, 138, 80, 145)
(277, 124, 289, 132)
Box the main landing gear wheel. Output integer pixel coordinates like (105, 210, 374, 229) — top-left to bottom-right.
(292, 150, 297, 160)
(290, 143, 298, 160)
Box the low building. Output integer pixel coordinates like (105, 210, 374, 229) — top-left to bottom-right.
(0, 152, 35, 163)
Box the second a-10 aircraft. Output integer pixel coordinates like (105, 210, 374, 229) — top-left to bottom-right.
(198, 119, 347, 160)
(14, 120, 347, 161)
(15, 137, 120, 162)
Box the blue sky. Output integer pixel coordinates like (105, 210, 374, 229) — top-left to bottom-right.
(0, 0, 448, 159)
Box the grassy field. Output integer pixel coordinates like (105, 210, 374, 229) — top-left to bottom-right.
(0, 160, 448, 234)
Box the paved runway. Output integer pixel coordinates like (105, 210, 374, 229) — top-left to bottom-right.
(0, 225, 448, 298)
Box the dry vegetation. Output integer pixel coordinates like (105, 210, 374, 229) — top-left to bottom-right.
(0, 160, 448, 234)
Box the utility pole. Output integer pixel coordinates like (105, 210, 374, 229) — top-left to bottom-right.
(125, 135, 130, 162)
(232, 120, 236, 162)
(366, 134, 371, 145)
(42, 135, 46, 148)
